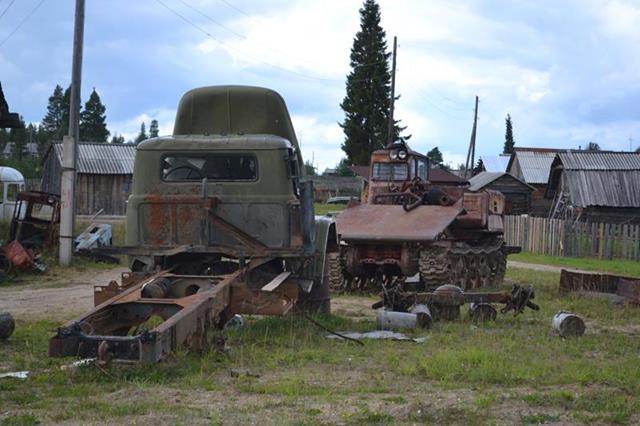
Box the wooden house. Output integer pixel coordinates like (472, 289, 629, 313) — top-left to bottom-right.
(468, 172, 534, 215)
(506, 147, 560, 216)
(546, 151, 640, 223)
(41, 143, 136, 215)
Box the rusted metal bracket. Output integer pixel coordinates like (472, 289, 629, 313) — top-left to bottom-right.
(50, 267, 300, 363)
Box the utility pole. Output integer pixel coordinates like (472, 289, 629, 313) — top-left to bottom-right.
(464, 96, 479, 179)
(59, 0, 85, 266)
(386, 36, 397, 147)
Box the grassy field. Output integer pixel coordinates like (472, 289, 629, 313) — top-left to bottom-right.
(510, 252, 640, 277)
(1, 267, 640, 425)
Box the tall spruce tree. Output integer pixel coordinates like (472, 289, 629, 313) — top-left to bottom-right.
(427, 146, 444, 167)
(503, 114, 515, 154)
(134, 122, 147, 144)
(340, 0, 408, 166)
(110, 133, 125, 144)
(42, 85, 67, 140)
(80, 89, 109, 142)
(149, 119, 159, 138)
(472, 158, 485, 176)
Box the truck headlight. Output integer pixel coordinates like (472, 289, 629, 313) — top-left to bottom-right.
(390, 151, 398, 160)
(398, 150, 407, 160)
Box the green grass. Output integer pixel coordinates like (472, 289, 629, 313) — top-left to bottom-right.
(510, 252, 640, 277)
(1, 267, 640, 424)
(314, 202, 347, 216)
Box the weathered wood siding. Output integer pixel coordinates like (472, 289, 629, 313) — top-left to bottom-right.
(530, 184, 552, 217)
(76, 174, 131, 215)
(505, 215, 640, 260)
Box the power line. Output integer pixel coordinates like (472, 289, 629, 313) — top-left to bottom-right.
(0, 0, 45, 49)
(175, 0, 386, 72)
(414, 88, 468, 118)
(156, 0, 342, 82)
(0, 0, 16, 20)
(218, 0, 251, 18)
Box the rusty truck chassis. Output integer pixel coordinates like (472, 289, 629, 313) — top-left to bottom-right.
(50, 193, 316, 364)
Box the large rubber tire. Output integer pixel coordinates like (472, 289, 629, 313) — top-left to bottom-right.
(419, 248, 450, 289)
(296, 252, 332, 315)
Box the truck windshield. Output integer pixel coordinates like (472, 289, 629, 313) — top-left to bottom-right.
(372, 162, 408, 181)
(162, 154, 257, 181)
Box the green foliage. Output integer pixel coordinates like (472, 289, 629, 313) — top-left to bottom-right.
(41, 84, 67, 141)
(504, 113, 515, 154)
(340, 0, 409, 166)
(134, 122, 147, 144)
(303, 160, 316, 176)
(472, 157, 485, 176)
(79, 89, 109, 142)
(426, 146, 444, 167)
(586, 141, 600, 151)
(0, 156, 41, 178)
(510, 252, 640, 277)
(110, 133, 125, 144)
(149, 119, 159, 138)
(335, 158, 355, 176)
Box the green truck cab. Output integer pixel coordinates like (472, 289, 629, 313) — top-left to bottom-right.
(125, 86, 336, 312)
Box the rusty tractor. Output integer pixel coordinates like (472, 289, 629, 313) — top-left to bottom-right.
(49, 86, 338, 363)
(333, 142, 519, 291)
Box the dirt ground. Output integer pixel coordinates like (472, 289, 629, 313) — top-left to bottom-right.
(0, 266, 129, 320)
(0, 261, 593, 321)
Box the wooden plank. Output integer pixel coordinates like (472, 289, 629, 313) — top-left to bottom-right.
(262, 272, 292, 292)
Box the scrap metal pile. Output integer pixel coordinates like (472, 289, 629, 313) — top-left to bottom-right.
(373, 283, 539, 328)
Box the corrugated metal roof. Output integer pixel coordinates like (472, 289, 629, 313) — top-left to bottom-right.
(564, 170, 640, 208)
(52, 143, 136, 174)
(467, 171, 534, 192)
(468, 172, 506, 191)
(513, 151, 558, 184)
(558, 151, 640, 170)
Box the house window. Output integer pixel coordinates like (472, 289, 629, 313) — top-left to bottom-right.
(161, 154, 258, 181)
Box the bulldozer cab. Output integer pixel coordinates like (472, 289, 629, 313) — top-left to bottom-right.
(366, 143, 430, 205)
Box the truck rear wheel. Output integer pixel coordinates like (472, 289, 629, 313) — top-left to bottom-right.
(295, 250, 333, 315)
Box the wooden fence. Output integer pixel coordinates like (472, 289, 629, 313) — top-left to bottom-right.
(504, 215, 640, 261)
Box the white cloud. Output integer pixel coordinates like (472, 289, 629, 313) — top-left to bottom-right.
(110, 109, 176, 142)
(600, 1, 640, 39)
(291, 114, 344, 171)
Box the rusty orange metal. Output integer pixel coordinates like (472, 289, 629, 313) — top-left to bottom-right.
(336, 203, 463, 242)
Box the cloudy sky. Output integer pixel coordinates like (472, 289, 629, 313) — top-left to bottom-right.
(1, 0, 639, 171)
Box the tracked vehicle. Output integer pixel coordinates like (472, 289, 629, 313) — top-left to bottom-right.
(50, 86, 337, 363)
(333, 142, 518, 291)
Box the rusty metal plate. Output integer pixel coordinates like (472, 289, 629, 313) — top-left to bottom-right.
(336, 204, 462, 242)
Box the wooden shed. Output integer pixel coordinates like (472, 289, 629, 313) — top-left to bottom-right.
(40, 143, 136, 215)
(546, 151, 640, 223)
(507, 147, 560, 216)
(468, 172, 535, 215)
